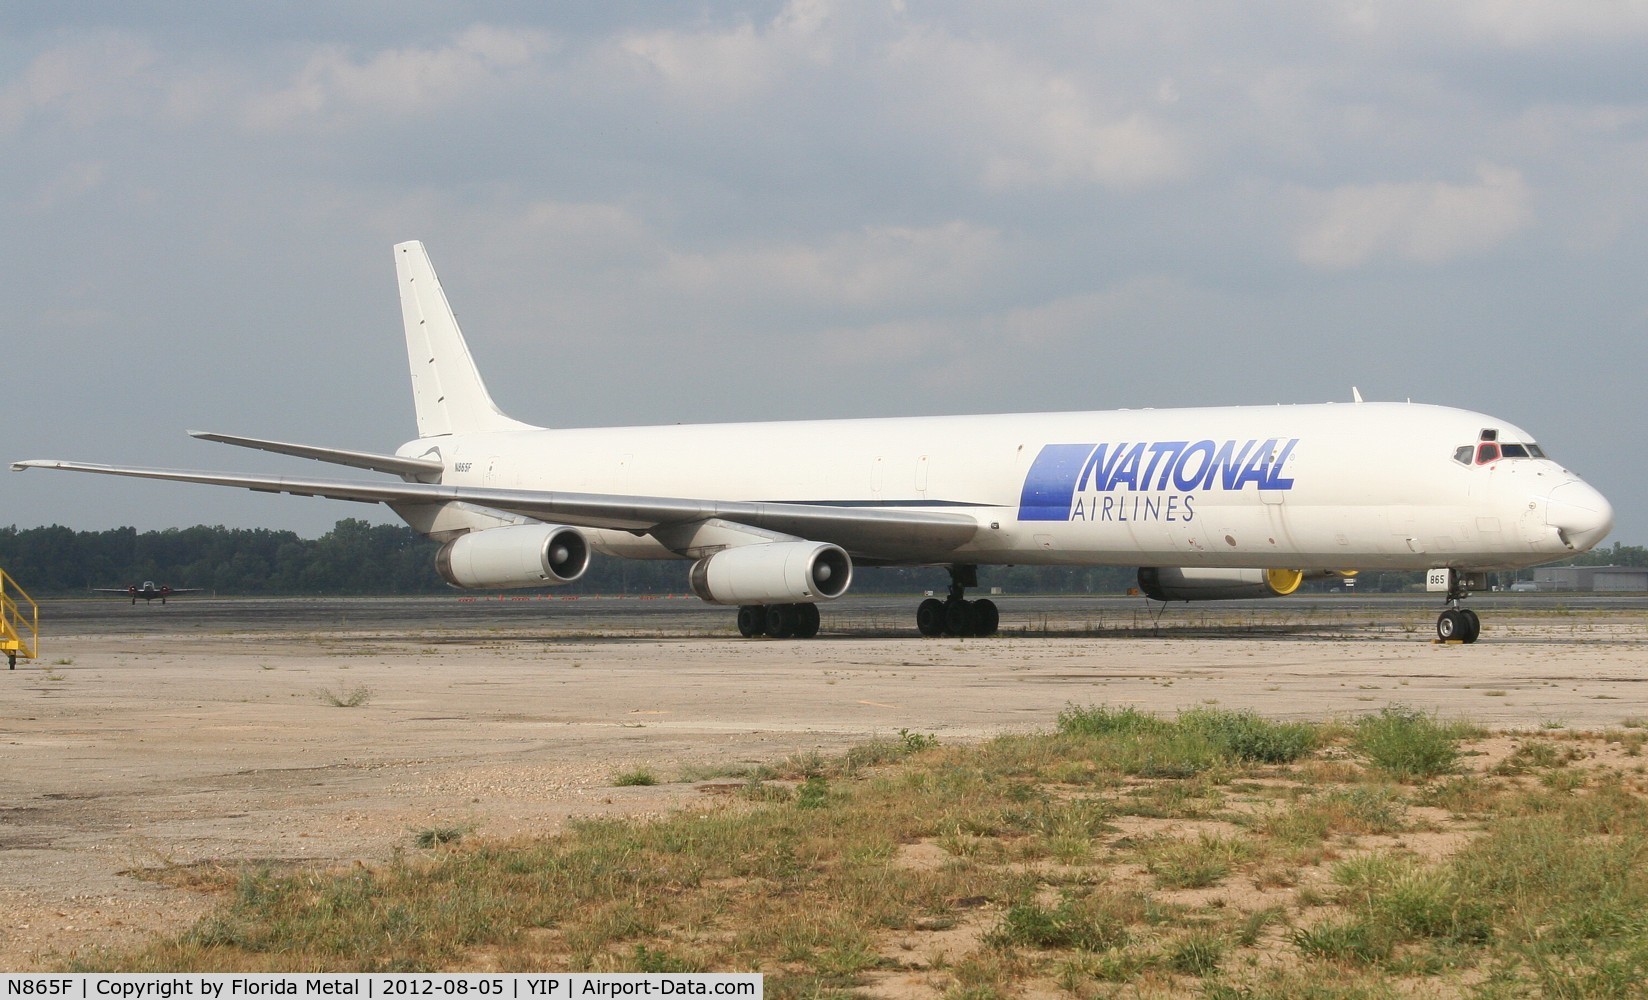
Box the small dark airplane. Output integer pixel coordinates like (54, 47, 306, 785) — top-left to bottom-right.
(96, 581, 202, 605)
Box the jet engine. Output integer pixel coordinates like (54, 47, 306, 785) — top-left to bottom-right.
(436, 523, 590, 589)
(1138, 566, 1305, 602)
(688, 541, 852, 605)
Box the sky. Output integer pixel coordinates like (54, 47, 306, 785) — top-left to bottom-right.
(3, 1, 1645, 545)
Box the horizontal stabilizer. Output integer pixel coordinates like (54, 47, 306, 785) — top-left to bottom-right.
(189, 431, 444, 481)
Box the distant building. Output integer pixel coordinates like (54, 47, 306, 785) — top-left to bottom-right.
(1532, 565, 1648, 592)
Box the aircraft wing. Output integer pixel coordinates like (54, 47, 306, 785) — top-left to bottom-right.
(11, 460, 981, 558)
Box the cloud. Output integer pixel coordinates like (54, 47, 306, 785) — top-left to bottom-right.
(0, 31, 159, 133)
(23, 160, 106, 213)
(1441, 0, 1648, 46)
(1336, 0, 1648, 47)
(611, 2, 1190, 191)
(978, 90, 1189, 191)
(659, 220, 1002, 311)
(882, 25, 1190, 191)
(242, 25, 556, 130)
(800, 274, 1199, 391)
(616, 0, 836, 105)
(1293, 164, 1533, 269)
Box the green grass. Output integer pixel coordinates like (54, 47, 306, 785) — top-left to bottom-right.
(1051, 704, 1319, 781)
(1352, 704, 1470, 780)
(1140, 831, 1257, 889)
(987, 895, 1129, 951)
(68, 707, 1648, 997)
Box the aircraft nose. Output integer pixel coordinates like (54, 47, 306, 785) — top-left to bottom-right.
(1545, 480, 1614, 552)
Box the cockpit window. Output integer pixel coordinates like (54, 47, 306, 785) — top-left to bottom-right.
(1456, 439, 1546, 466)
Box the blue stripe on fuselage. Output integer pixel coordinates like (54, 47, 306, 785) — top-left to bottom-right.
(1018, 443, 1098, 521)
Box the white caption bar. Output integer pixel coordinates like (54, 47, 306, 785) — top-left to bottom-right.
(1, 976, 761, 1000)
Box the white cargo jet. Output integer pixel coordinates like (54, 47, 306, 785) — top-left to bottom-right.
(14, 242, 1614, 643)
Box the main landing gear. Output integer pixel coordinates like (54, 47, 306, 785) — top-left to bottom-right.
(736, 602, 821, 639)
(917, 564, 1000, 638)
(1434, 570, 1481, 644)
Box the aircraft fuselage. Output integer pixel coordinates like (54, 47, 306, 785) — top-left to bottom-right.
(403, 400, 1609, 574)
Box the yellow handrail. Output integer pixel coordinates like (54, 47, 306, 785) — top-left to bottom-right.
(1, 568, 40, 667)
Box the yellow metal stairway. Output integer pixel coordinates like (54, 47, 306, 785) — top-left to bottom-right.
(2, 567, 39, 669)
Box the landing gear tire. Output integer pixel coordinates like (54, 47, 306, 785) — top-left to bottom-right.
(917, 598, 946, 637)
(765, 604, 795, 639)
(1437, 609, 1465, 641)
(917, 565, 1000, 638)
(1437, 608, 1481, 643)
(794, 602, 821, 639)
(1459, 608, 1481, 643)
(972, 598, 1000, 637)
(742, 603, 820, 640)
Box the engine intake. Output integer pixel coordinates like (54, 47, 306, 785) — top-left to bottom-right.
(436, 523, 590, 589)
(689, 541, 852, 605)
(1138, 566, 1304, 602)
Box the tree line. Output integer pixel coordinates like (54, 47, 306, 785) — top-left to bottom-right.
(2, 519, 1637, 598)
(0, 520, 443, 596)
(0, 519, 1149, 597)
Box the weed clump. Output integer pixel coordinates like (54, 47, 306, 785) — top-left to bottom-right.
(1179, 708, 1318, 764)
(795, 775, 830, 809)
(314, 685, 373, 708)
(1056, 704, 1166, 737)
(413, 826, 467, 849)
(989, 896, 1129, 952)
(1141, 832, 1257, 889)
(1055, 704, 1318, 776)
(1292, 917, 1393, 964)
(1353, 705, 1464, 780)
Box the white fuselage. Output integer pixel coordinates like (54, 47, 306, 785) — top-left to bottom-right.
(404, 400, 1611, 573)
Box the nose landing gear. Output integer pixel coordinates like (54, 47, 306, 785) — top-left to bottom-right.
(1436, 606, 1480, 643)
(917, 564, 1000, 638)
(1431, 569, 1482, 644)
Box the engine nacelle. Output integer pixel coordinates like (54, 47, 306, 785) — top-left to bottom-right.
(436, 524, 590, 589)
(1138, 567, 1305, 602)
(688, 541, 852, 606)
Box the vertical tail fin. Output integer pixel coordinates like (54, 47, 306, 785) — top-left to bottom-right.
(395, 241, 538, 437)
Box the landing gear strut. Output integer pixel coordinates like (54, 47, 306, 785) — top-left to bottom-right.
(1434, 570, 1481, 644)
(917, 564, 999, 638)
(736, 602, 821, 639)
